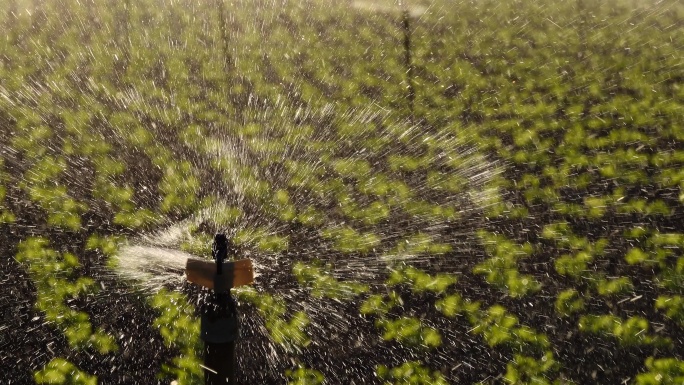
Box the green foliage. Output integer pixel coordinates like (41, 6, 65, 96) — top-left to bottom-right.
(235, 227, 289, 253)
(465, 305, 559, 384)
(387, 155, 425, 172)
(555, 289, 585, 317)
(625, 233, 684, 296)
(583, 196, 609, 219)
(360, 291, 402, 317)
(16, 238, 118, 354)
(655, 296, 684, 327)
(389, 233, 453, 257)
(270, 189, 297, 222)
(201, 195, 241, 219)
(331, 158, 372, 179)
(22, 157, 88, 230)
(634, 357, 684, 385)
(435, 293, 480, 318)
(376, 361, 448, 385)
(16, 153, 85, 230)
(479, 231, 534, 256)
(625, 247, 651, 265)
(0, 183, 15, 224)
(286, 366, 325, 385)
(387, 266, 456, 294)
(472, 305, 549, 350)
(0, 209, 15, 224)
(376, 317, 442, 348)
(159, 161, 200, 214)
(504, 352, 558, 385)
(337, 193, 391, 225)
(237, 287, 311, 352)
(150, 290, 202, 384)
(426, 171, 467, 193)
(554, 252, 592, 278)
(650, 233, 684, 248)
(596, 277, 633, 296)
(321, 226, 380, 254)
(543, 224, 614, 285)
(180, 232, 214, 257)
(11, 124, 53, 155)
(657, 258, 684, 292)
(402, 199, 459, 222)
(293, 262, 368, 299)
(181, 124, 209, 147)
(295, 205, 326, 227)
(113, 209, 159, 229)
(92, 178, 130, 202)
(542, 223, 606, 252)
(474, 232, 540, 297)
(578, 314, 671, 347)
(356, 173, 393, 197)
(85, 235, 123, 259)
(34, 358, 98, 385)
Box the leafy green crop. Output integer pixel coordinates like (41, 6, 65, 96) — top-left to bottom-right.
(375, 317, 442, 348)
(293, 262, 368, 300)
(578, 315, 671, 347)
(286, 366, 325, 385)
(150, 290, 203, 384)
(16, 238, 118, 355)
(35, 358, 98, 385)
(635, 357, 684, 385)
(474, 231, 540, 297)
(377, 361, 448, 385)
(555, 289, 586, 317)
(387, 265, 456, 294)
(655, 296, 684, 327)
(321, 226, 380, 254)
(237, 287, 311, 353)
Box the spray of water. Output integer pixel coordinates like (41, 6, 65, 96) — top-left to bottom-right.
(109, 101, 501, 293)
(112, 245, 190, 291)
(94, 98, 505, 382)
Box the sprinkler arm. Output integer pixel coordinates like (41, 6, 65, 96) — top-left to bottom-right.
(185, 234, 254, 289)
(186, 258, 254, 289)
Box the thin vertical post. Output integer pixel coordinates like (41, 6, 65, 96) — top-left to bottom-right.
(402, 8, 415, 124)
(202, 234, 238, 385)
(577, 0, 587, 60)
(216, 0, 233, 71)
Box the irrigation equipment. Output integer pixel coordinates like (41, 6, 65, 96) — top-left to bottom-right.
(185, 234, 254, 385)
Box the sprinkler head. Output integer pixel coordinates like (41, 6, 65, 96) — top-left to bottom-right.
(213, 233, 228, 275)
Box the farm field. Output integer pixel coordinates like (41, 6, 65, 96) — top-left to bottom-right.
(1, 0, 683, 384)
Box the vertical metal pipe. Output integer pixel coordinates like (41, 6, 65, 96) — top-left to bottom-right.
(204, 341, 236, 385)
(203, 234, 237, 385)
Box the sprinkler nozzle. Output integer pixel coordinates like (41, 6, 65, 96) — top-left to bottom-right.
(213, 233, 228, 275)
